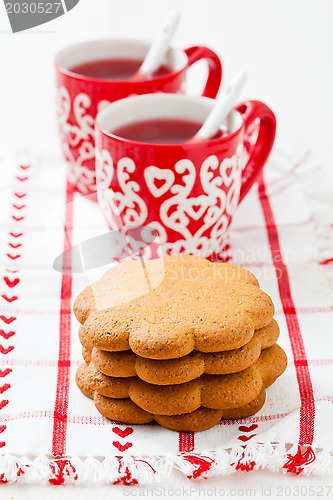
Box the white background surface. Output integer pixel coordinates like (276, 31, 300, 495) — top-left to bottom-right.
(1, 0, 333, 166)
(0, 0, 333, 498)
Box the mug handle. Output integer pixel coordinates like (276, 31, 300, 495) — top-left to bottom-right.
(235, 100, 276, 203)
(184, 46, 222, 99)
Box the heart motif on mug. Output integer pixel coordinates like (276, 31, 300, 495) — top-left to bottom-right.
(220, 157, 237, 187)
(144, 166, 175, 198)
(185, 196, 209, 221)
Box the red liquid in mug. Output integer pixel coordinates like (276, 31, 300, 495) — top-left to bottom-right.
(70, 58, 172, 80)
(113, 119, 224, 144)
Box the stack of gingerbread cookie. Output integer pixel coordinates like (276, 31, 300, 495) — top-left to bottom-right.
(74, 255, 287, 432)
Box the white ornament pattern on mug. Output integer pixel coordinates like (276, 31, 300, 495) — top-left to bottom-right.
(57, 87, 111, 194)
(96, 144, 245, 257)
(96, 149, 149, 230)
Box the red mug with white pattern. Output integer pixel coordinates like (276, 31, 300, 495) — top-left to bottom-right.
(95, 93, 276, 259)
(55, 39, 222, 196)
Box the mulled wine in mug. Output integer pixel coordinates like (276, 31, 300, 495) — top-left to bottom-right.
(95, 93, 276, 259)
(55, 39, 222, 195)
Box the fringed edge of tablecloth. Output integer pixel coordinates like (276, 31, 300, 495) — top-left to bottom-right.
(0, 444, 332, 484)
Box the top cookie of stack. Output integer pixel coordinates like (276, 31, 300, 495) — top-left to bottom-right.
(74, 254, 275, 360)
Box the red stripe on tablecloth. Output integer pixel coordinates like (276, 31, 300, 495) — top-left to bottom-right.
(52, 181, 74, 457)
(3, 391, 333, 426)
(0, 408, 297, 425)
(0, 410, 115, 426)
(320, 257, 333, 266)
(258, 176, 315, 446)
(178, 432, 195, 452)
(0, 304, 332, 317)
(1, 355, 333, 370)
(0, 358, 75, 367)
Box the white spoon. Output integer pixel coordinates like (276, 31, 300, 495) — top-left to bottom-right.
(188, 70, 247, 143)
(130, 10, 180, 82)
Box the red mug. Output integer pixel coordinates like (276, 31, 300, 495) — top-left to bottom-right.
(95, 93, 276, 259)
(55, 39, 222, 195)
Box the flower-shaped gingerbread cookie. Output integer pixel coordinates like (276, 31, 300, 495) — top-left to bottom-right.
(76, 344, 287, 416)
(74, 255, 275, 359)
(92, 389, 267, 432)
(81, 319, 280, 385)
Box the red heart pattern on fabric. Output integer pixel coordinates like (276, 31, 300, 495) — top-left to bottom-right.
(2, 296, 18, 303)
(112, 441, 133, 452)
(6, 254, 21, 260)
(0, 384, 10, 395)
(0, 346, 14, 355)
(238, 424, 259, 432)
(0, 400, 9, 411)
(0, 317, 16, 324)
(238, 434, 257, 442)
(112, 427, 133, 438)
(3, 278, 19, 288)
